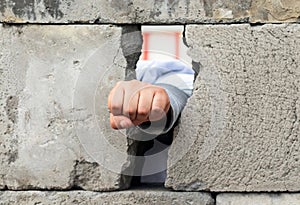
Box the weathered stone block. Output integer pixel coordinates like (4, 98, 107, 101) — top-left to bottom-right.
(0, 24, 139, 190)
(0, 0, 299, 24)
(166, 24, 300, 192)
(250, 0, 300, 22)
(0, 189, 214, 205)
(217, 193, 300, 205)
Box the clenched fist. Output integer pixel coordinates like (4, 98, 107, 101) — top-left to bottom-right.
(108, 80, 170, 129)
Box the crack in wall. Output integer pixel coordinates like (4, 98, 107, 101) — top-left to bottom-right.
(120, 25, 143, 188)
(121, 25, 142, 81)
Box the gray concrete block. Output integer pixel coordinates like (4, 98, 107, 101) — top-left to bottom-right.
(0, 189, 214, 205)
(166, 24, 300, 192)
(217, 193, 300, 205)
(0, 0, 299, 24)
(0, 24, 138, 190)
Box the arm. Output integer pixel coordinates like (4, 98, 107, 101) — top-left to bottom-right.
(108, 60, 194, 134)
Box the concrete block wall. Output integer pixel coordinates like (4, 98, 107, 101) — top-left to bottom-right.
(0, 0, 300, 204)
(166, 24, 300, 192)
(0, 24, 135, 191)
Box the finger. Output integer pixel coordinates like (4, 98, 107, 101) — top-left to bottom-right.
(136, 89, 154, 122)
(110, 113, 134, 129)
(108, 84, 124, 115)
(149, 89, 170, 121)
(123, 91, 140, 121)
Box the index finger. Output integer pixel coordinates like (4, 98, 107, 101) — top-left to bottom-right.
(108, 84, 124, 115)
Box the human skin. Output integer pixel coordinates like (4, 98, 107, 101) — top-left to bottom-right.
(108, 80, 170, 129)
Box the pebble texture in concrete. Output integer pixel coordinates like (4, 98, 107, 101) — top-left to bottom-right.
(0, 0, 299, 24)
(217, 193, 300, 205)
(0, 189, 214, 205)
(166, 24, 300, 192)
(0, 24, 137, 191)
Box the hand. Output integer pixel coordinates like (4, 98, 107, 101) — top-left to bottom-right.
(108, 80, 170, 129)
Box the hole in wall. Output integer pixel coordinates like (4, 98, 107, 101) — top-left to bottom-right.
(125, 25, 195, 188)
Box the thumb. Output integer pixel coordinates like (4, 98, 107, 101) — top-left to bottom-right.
(110, 114, 135, 129)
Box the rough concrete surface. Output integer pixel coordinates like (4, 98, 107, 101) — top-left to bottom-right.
(0, 189, 214, 205)
(166, 24, 300, 192)
(0, 0, 299, 24)
(0, 24, 139, 190)
(217, 193, 300, 205)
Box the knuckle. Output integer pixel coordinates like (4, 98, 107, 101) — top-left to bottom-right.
(111, 104, 121, 112)
(138, 108, 149, 117)
(123, 108, 135, 116)
(130, 79, 139, 83)
(128, 108, 136, 116)
(153, 87, 165, 96)
(158, 88, 168, 96)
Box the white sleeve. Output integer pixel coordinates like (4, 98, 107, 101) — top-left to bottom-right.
(136, 60, 194, 96)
